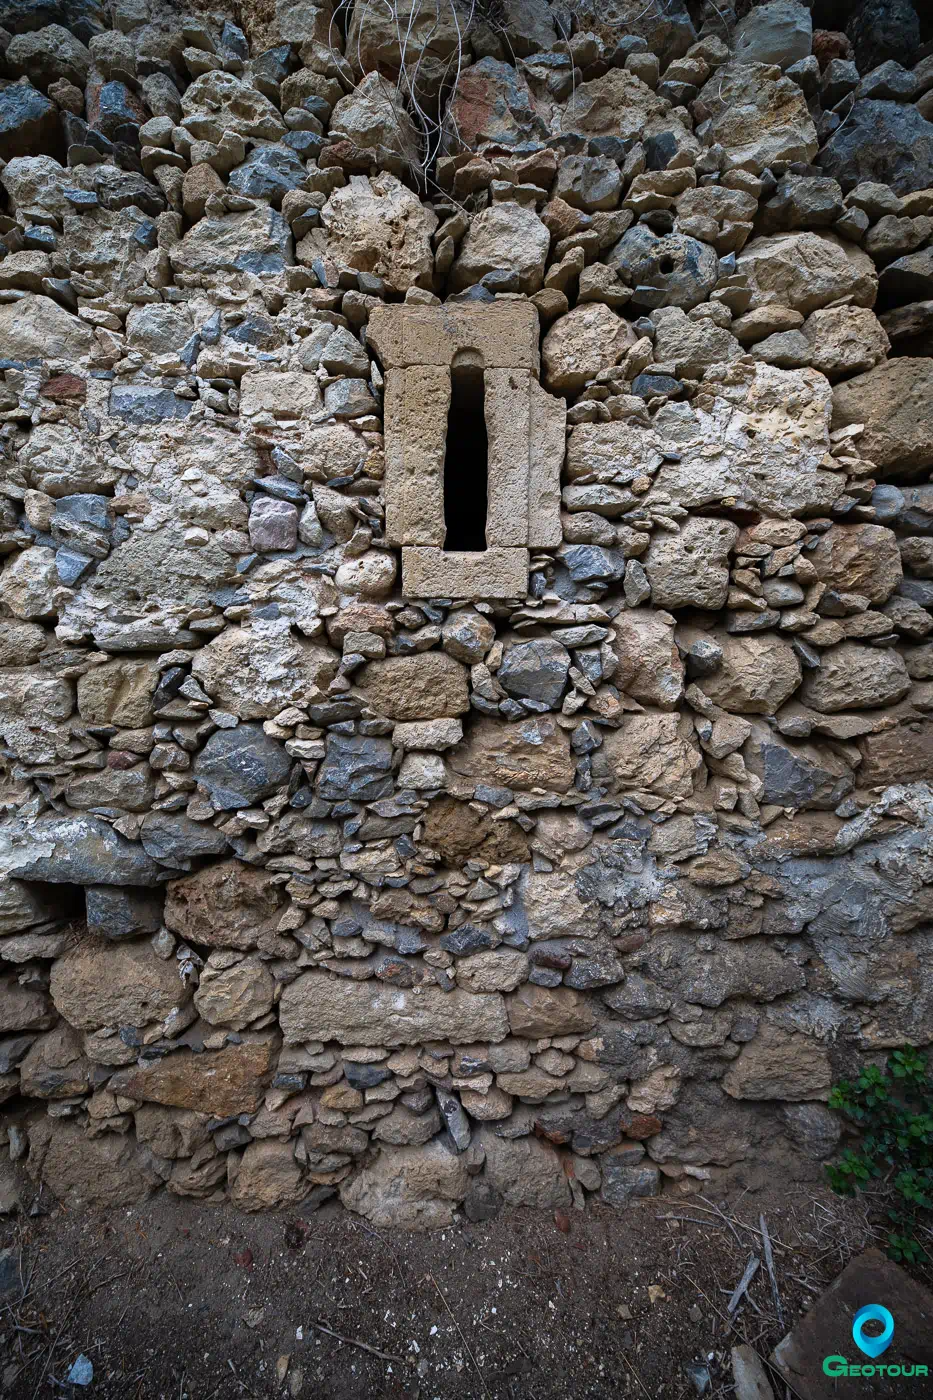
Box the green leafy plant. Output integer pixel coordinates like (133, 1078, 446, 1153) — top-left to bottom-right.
(826, 1047, 933, 1264)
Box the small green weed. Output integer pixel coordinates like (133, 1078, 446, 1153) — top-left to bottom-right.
(826, 1047, 933, 1264)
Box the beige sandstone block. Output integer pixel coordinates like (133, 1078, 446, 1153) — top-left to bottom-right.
(368, 300, 540, 371)
(402, 546, 528, 598)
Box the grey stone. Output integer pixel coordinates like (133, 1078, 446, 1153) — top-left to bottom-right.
(734, 2, 812, 70)
(227, 145, 307, 207)
(780, 1102, 841, 1159)
(846, 0, 919, 74)
(562, 546, 627, 584)
(600, 1156, 661, 1207)
(316, 733, 395, 802)
(0, 815, 162, 886)
(108, 385, 193, 424)
(85, 885, 164, 940)
(193, 724, 293, 811)
(498, 639, 571, 710)
(0, 82, 61, 161)
(817, 102, 933, 197)
(248, 497, 299, 552)
(608, 224, 719, 311)
(139, 813, 230, 867)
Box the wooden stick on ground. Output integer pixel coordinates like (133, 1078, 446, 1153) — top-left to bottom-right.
(727, 1256, 761, 1317)
(309, 1320, 406, 1365)
(760, 1213, 784, 1330)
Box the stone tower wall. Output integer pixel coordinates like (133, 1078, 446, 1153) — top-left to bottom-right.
(1, 0, 933, 1222)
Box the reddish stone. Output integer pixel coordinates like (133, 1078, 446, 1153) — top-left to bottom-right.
(40, 373, 86, 401)
(625, 1113, 663, 1140)
(107, 750, 139, 770)
(812, 29, 853, 71)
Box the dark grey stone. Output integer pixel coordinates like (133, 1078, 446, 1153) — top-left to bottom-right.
(562, 546, 627, 584)
(0, 79, 60, 160)
(600, 1158, 660, 1207)
(631, 372, 683, 399)
(439, 924, 496, 956)
(193, 723, 293, 811)
(817, 101, 933, 196)
(228, 145, 308, 207)
(498, 638, 571, 709)
(1, 815, 162, 885)
(85, 884, 164, 939)
(463, 1181, 502, 1222)
(846, 0, 919, 73)
(315, 733, 394, 802)
(608, 224, 718, 310)
(55, 548, 94, 585)
(139, 812, 229, 867)
(109, 385, 192, 424)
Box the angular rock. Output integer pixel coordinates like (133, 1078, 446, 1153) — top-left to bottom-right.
(0, 82, 61, 160)
(181, 70, 287, 142)
(114, 1035, 278, 1117)
(810, 523, 902, 603)
(610, 610, 684, 710)
(449, 203, 550, 295)
(316, 733, 395, 801)
(737, 232, 877, 314)
(697, 61, 817, 172)
(477, 1128, 570, 1209)
(447, 714, 574, 792)
(191, 625, 337, 719)
(831, 358, 933, 481)
(0, 815, 162, 886)
(677, 629, 801, 715)
(340, 1140, 468, 1227)
(818, 100, 933, 197)
(306, 174, 435, 293)
(592, 714, 702, 798)
(357, 653, 469, 721)
(734, 2, 812, 69)
(0, 293, 92, 359)
(193, 724, 293, 810)
(644, 517, 738, 610)
(608, 225, 718, 312)
(230, 1140, 307, 1211)
(50, 937, 190, 1032)
(542, 303, 638, 396)
(723, 1023, 831, 1100)
(799, 643, 910, 712)
(498, 639, 571, 709)
(27, 1119, 157, 1209)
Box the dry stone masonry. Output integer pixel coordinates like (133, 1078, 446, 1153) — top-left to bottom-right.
(0, 0, 932, 1224)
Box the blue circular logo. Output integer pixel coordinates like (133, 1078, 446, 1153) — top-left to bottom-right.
(853, 1305, 895, 1359)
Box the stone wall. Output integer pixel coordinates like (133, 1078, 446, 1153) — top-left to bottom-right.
(1, 0, 933, 1224)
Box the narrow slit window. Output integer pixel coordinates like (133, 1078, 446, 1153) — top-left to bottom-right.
(443, 363, 487, 552)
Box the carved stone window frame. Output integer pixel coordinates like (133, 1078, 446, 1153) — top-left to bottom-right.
(367, 302, 565, 599)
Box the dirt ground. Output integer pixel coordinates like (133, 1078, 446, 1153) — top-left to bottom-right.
(0, 1170, 926, 1400)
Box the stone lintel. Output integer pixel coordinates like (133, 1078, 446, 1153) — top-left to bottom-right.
(368, 301, 540, 373)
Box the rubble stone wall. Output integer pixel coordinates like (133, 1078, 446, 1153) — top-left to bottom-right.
(1, 0, 933, 1224)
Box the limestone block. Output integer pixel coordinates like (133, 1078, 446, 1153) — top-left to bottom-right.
(383, 365, 449, 546)
(279, 971, 509, 1045)
(368, 301, 540, 371)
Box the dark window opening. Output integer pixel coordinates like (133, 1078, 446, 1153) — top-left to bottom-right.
(443, 364, 487, 552)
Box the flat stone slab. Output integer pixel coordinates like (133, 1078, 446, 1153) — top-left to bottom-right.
(771, 1248, 933, 1398)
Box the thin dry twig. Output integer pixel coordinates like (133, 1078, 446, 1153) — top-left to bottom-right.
(427, 1271, 492, 1398)
(309, 1319, 406, 1364)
